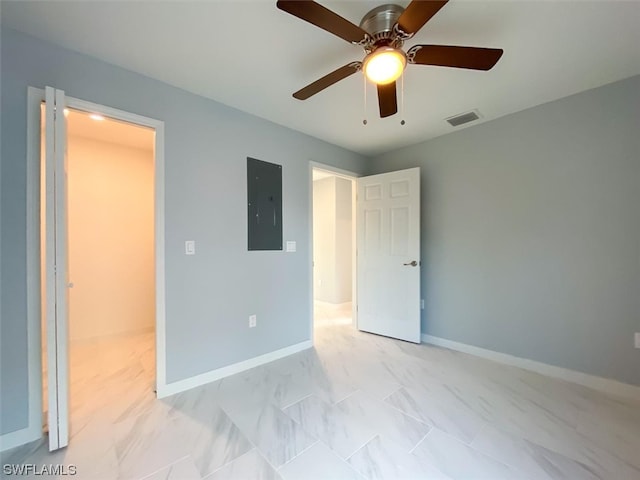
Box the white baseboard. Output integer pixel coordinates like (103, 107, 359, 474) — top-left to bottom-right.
(421, 334, 640, 402)
(156, 340, 313, 398)
(0, 425, 42, 453)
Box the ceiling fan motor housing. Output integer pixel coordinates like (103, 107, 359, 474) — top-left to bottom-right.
(359, 4, 405, 49)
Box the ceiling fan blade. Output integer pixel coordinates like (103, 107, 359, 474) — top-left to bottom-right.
(408, 45, 503, 70)
(377, 82, 397, 118)
(396, 1, 449, 36)
(293, 62, 362, 100)
(277, 0, 368, 44)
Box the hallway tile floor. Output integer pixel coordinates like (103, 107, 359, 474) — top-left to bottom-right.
(2, 303, 639, 479)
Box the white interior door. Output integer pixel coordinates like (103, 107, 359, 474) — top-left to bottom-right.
(356, 167, 421, 343)
(44, 86, 69, 451)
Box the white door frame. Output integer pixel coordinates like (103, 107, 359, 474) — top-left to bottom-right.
(24, 86, 167, 448)
(308, 161, 359, 343)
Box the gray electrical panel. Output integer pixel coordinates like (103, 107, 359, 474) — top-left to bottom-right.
(247, 157, 282, 251)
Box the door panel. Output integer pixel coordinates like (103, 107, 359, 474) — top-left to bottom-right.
(356, 167, 420, 343)
(44, 86, 69, 451)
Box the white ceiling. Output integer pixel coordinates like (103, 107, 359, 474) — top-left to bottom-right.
(5, 0, 640, 156)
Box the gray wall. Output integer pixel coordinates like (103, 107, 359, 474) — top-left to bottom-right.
(0, 28, 367, 435)
(369, 75, 640, 386)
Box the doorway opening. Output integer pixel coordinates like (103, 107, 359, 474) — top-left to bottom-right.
(39, 105, 157, 440)
(311, 165, 422, 345)
(311, 166, 357, 333)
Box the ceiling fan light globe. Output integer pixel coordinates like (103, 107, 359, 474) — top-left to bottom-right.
(363, 47, 406, 85)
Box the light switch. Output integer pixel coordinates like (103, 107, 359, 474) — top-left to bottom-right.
(286, 241, 296, 252)
(185, 240, 195, 255)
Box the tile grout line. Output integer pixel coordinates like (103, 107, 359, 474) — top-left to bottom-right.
(428, 426, 528, 477)
(334, 388, 363, 407)
(201, 448, 258, 479)
(474, 421, 617, 479)
(280, 393, 314, 412)
(379, 384, 403, 402)
(380, 387, 434, 426)
(466, 420, 490, 447)
(137, 454, 191, 480)
(408, 429, 432, 455)
(469, 439, 532, 477)
(332, 388, 360, 405)
(329, 441, 370, 480)
(344, 433, 379, 462)
(275, 439, 320, 472)
(212, 405, 283, 477)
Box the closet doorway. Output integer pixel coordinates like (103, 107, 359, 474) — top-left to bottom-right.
(311, 164, 357, 332)
(30, 87, 166, 451)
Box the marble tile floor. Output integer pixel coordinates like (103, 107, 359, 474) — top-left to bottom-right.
(2, 303, 640, 479)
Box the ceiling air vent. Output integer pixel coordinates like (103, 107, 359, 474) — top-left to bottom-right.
(446, 110, 482, 127)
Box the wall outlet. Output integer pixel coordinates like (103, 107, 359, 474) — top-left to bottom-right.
(421, 299, 425, 310)
(249, 315, 257, 328)
(635, 332, 640, 349)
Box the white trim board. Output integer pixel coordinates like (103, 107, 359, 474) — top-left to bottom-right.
(17, 88, 46, 452)
(157, 340, 312, 398)
(422, 334, 640, 402)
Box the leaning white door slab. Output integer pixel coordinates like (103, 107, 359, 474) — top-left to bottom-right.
(44, 86, 70, 451)
(356, 167, 420, 343)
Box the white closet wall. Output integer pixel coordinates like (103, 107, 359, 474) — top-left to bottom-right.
(68, 136, 154, 341)
(313, 176, 352, 304)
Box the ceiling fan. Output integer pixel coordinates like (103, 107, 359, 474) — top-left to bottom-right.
(277, 0, 503, 118)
